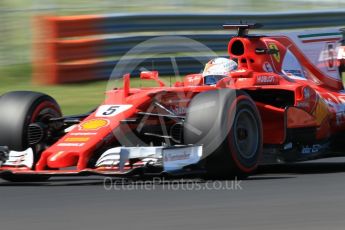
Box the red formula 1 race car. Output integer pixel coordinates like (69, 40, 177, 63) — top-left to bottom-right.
(1, 24, 345, 182)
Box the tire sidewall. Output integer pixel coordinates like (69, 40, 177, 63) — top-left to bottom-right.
(227, 94, 263, 173)
(184, 89, 262, 176)
(184, 89, 237, 158)
(0, 91, 61, 151)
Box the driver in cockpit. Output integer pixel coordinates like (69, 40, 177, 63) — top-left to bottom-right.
(202, 57, 238, 85)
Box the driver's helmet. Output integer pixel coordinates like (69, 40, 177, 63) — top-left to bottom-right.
(202, 57, 237, 85)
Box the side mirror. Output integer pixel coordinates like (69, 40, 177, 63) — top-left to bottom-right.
(183, 74, 203, 86)
(140, 71, 159, 80)
(140, 71, 165, 87)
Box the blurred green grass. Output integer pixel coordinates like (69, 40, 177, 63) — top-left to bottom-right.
(0, 64, 177, 115)
(0, 64, 108, 115)
(3, 1, 343, 116)
(2, 0, 345, 66)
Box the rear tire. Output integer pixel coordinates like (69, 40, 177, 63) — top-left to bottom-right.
(0, 91, 62, 182)
(184, 89, 262, 178)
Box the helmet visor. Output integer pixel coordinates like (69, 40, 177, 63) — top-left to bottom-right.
(204, 75, 225, 85)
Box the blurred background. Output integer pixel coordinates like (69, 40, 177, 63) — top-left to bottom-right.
(0, 0, 344, 114)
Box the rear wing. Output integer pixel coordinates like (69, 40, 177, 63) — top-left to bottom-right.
(223, 23, 262, 37)
(281, 28, 343, 84)
(224, 24, 344, 89)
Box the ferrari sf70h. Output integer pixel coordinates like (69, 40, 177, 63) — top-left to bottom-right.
(1, 24, 345, 182)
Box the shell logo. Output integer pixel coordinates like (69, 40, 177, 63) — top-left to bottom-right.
(79, 119, 109, 131)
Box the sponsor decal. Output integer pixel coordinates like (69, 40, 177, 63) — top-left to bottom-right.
(95, 105, 132, 117)
(64, 137, 90, 142)
(301, 143, 328, 155)
(163, 146, 202, 171)
(70, 132, 97, 136)
(164, 151, 191, 162)
(79, 118, 109, 131)
(57, 143, 85, 147)
(255, 75, 278, 85)
(262, 62, 273, 72)
(301, 144, 321, 154)
(268, 43, 280, 63)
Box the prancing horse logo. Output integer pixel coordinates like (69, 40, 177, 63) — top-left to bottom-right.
(268, 43, 280, 63)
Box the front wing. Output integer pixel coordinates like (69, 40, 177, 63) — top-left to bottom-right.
(0, 145, 205, 179)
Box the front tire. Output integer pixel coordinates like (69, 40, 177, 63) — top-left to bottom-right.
(184, 89, 262, 178)
(0, 91, 62, 182)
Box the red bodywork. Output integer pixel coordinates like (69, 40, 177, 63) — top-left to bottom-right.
(3, 32, 345, 175)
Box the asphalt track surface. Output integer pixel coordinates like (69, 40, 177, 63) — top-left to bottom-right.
(2, 158, 345, 230)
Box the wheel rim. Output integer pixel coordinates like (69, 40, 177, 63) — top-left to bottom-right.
(28, 101, 61, 152)
(233, 108, 259, 159)
(31, 101, 61, 123)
